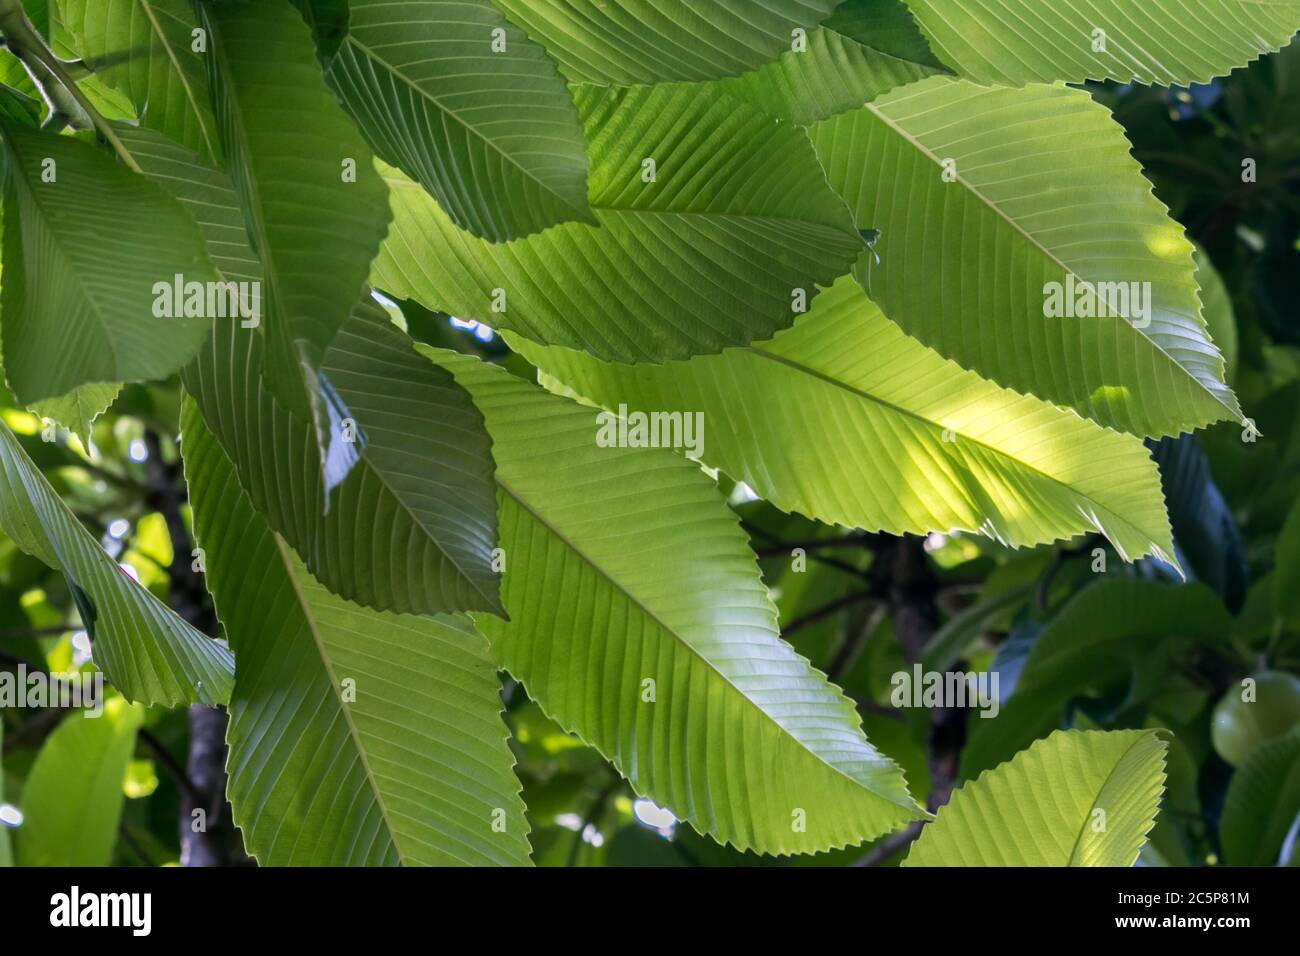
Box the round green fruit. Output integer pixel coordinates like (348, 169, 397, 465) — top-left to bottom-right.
(1211, 671, 1300, 767)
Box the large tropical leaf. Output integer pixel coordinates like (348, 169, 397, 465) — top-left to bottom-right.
(326, 0, 591, 242)
(115, 124, 260, 283)
(118, 124, 503, 617)
(182, 398, 531, 866)
(903, 729, 1167, 866)
(713, 0, 946, 124)
(0, 418, 234, 706)
(526, 275, 1176, 564)
(198, 0, 391, 447)
(421, 347, 927, 855)
(1221, 726, 1300, 866)
(0, 119, 215, 403)
(185, 297, 505, 616)
(55, 0, 219, 161)
(901, 0, 1300, 86)
(374, 82, 862, 362)
(491, 0, 841, 84)
(961, 580, 1230, 777)
(15, 697, 143, 866)
(810, 77, 1241, 437)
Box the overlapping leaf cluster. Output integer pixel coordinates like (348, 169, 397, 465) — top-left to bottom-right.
(0, 0, 1297, 865)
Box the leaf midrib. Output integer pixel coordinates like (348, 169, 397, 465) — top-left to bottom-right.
(271, 533, 405, 866)
(201, 10, 291, 360)
(133, 0, 218, 161)
(861, 92, 1238, 419)
(383, 170, 848, 231)
(4, 134, 123, 381)
(340, 32, 577, 205)
(490, 471, 920, 816)
(1067, 732, 1163, 866)
(353, 430, 500, 611)
(745, 346, 1162, 552)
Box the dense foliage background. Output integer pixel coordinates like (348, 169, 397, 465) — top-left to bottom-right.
(0, 0, 1298, 868)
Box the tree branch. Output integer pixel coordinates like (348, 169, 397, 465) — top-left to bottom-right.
(142, 429, 247, 867)
(784, 590, 879, 637)
(852, 820, 924, 867)
(887, 536, 964, 813)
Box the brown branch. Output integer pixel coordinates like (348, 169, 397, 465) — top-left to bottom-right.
(887, 536, 963, 813)
(2, 706, 69, 755)
(743, 523, 876, 581)
(754, 533, 878, 557)
(142, 429, 247, 867)
(852, 820, 924, 867)
(784, 590, 879, 637)
(828, 601, 886, 681)
(0, 627, 70, 642)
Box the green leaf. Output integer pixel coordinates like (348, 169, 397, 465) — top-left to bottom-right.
(55, 0, 219, 161)
(962, 580, 1230, 778)
(1274, 496, 1300, 626)
(920, 584, 1035, 674)
(1150, 434, 1247, 612)
(375, 82, 862, 362)
(182, 397, 531, 866)
(824, 0, 946, 68)
(525, 275, 1177, 566)
(1196, 248, 1238, 385)
(114, 124, 259, 283)
(1221, 727, 1300, 866)
(0, 120, 216, 403)
(0, 418, 234, 706)
(713, 0, 946, 124)
(421, 347, 927, 855)
(291, 0, 349, 58)
(0, 716, 10, 867)
(198, 0, 391, 447)
(326, 0, 591, 241)
(0, 81, 41, 125)
(120, 123, 502, 616)
(0, 2, 52, 120)
(810, 77, 1241, 437)
(905, 729, 1167, 866)
(16, 697, 144, 866)
(28, 381, 121, 446)
(184, 296, 505, 616)
(491, 0, 841, 84)
(901, 0, 1300, 86)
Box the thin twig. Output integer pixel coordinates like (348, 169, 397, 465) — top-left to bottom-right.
(784, 590, 879, 636)
(137, 728, 205, 808)
(567, 776, 620, 867)
(852, 820, 924, 867)
(743, 522, 875, 581)
(117, 822, 159, 867)
(2, 706, 70, 755)
(754, 533, 878, 557)
(828, 601, 886, 681)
